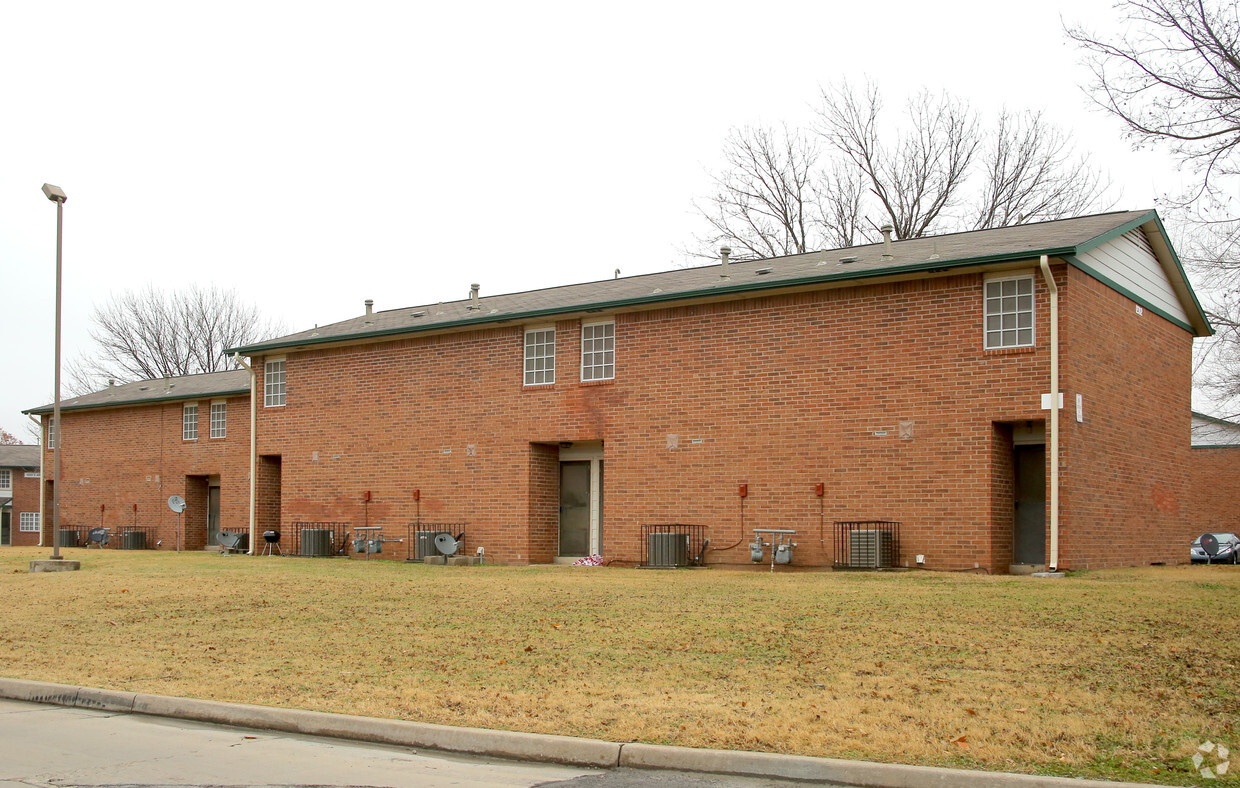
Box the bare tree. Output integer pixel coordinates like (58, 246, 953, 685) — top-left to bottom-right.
(1068, 0, 1240, 411)
(68, 285, 284, 395)
(817, 82, 980, 240)
(1067, 0, 1239, 200)
(971, 110, 1113, 230)
(693, 81, 1112, 258)
(692, 125, 865, 259)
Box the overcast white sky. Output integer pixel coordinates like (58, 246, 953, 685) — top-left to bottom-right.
(0, 1, 1202, 436)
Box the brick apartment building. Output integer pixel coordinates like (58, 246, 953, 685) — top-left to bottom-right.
(25, 210, 1213, 572)
(1189, 412, 1240, 538)
(26, 371, 252, 550)
(0, 445, 42, 547)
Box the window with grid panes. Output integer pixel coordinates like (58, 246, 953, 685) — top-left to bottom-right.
(0, 469, 9, 490)
(183, 403, 198, 440)
(20, 512, 39, 532)
(210, 402, 227, 438)
(581, 321, 615, 381)
(524, 328, 555, 385)
(984, 277, 1034, 349)
(265, 359, 286, 406)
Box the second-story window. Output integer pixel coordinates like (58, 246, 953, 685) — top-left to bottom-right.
(581, 321, 615, 381)
(210, 401, 227, 439)
(524, 328, 556, 385)
(265, 359, 287, 407)
(183, 403, 198, 441)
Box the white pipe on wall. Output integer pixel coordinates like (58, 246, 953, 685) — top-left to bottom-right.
(1039, 255, 1060, 572)
(234, 353, 257, 555)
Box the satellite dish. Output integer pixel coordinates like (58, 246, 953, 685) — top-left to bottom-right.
(434, 533, 460, 556)
(1200, 532, 1220, 557)
(167, 495, 186, 513)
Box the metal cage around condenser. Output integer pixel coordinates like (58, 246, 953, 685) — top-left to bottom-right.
(640, 524, 708, 568)
(833, 521, 901, 570)
(408, 523, 468, 560)
(290, 522, 350, 556)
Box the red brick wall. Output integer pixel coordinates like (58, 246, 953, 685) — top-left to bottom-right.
(7, 464, 42, 546)
(1188, 447, 1240, 536)
(1059, 266, 1194, 568)
(254, 270, 1091, 571)
(40, 263, 1196, 571)
(38, 394, 251, 550)
(988, 422, 1016, 568)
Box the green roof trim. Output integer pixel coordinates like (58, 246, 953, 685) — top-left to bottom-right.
(1074, 210, 1211, 336)
(228, 243, 1084, 356)
(23, 386, 251, 416)
(1145, 212, 1212, 335)
(227, 210, 1212, 355)
(1073, 210, 1157, 255)
(1063, 255, 1196, 333)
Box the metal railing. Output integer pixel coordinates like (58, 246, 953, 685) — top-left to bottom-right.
(640, 523, 708, 568)
(407, 523, 468, 561)
(833, 521, 901, 570)
(289, 521, 351, 557)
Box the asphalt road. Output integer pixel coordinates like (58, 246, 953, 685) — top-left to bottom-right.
(0, 698, 811, 788)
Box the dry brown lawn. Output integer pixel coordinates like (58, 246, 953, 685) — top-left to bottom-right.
(0, 547, 1236, 784)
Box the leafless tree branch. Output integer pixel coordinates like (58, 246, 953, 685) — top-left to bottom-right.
(67, 285, 284, 396)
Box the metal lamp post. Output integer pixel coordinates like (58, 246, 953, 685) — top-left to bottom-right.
(42, 183, 66, 561)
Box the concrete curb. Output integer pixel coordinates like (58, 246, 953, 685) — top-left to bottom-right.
(0, 678, 1170, 787)
(620, 743, 1161, 787)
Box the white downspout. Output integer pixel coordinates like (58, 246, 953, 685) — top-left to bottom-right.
(1039, 255, 1060, 572)
(28, 415, 44, 547)
(234, 353, 257, 555)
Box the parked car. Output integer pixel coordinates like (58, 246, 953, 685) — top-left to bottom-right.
(1191, 532, 1240, 564)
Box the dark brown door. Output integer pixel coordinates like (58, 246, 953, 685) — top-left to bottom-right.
(559, 461, 590, 556)
(1013, 446, 1046, 564)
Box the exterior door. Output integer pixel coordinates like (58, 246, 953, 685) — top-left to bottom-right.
(207, 486, 221, 547)
(1013, 446, 1046, 564)
(1, 511, 9, 545)
(559, 461, 591, 556)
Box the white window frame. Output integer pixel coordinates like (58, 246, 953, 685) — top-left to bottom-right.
(524, 327, 556, 386)
(46, 418, 56, 450)
(984, 274, 1035, 349)
(265, 358, 287, 407)
(580, 321, 615, 382)
(183, 403, 199, 441)
(210, 401, 227, 439)
(0, 469, 10, 491)
(19, 512, 39, 532)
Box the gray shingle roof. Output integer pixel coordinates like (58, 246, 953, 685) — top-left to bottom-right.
(0, 445, 41, 468)
(24, 369, 250, 416)
(229, 210, 1202, 355)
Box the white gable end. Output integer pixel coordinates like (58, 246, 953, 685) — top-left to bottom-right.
(1076, 229, 1190, 324)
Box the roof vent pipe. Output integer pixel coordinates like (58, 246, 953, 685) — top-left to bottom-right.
(880, 224, 894, 261)
(720, 246, 731, 279)
(364, 299, 373, 315)
(468, 283, 480, 310)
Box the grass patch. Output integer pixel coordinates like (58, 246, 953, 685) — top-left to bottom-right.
(1, 548, 1236, 784)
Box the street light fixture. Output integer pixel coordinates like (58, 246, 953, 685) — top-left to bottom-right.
(42, 183, 67, 562)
